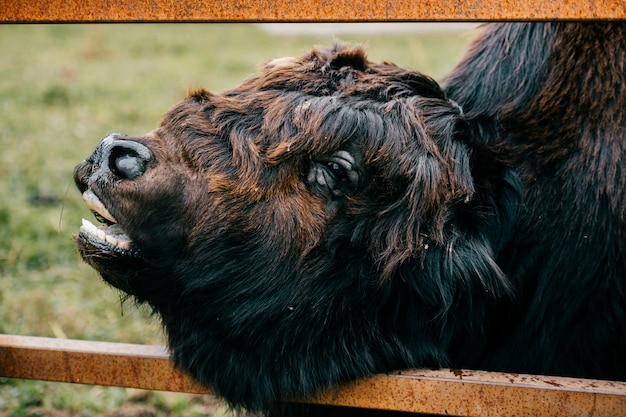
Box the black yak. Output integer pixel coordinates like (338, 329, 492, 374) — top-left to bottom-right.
(74, 23, 626, 416)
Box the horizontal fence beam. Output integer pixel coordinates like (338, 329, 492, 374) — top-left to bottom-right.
(0, 334, 206, 393)
(1, 0, 625, 23)
(1, 335, 626, 416)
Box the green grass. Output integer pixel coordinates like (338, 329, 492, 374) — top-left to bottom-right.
(0, 23, 473, 416)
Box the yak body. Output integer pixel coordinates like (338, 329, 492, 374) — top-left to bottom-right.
(445, 23, 626, 379)
(74, 23, 626, 415)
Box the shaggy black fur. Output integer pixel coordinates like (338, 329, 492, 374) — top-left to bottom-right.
(74, 23, 626, 416)
(444, 23, 626, 380)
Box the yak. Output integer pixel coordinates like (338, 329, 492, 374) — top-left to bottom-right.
(74, 23, 626, 416)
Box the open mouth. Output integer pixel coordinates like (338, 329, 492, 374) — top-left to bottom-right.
(78, 189, 135, 255)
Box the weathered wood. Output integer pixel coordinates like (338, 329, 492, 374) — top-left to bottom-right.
(1, 335, 626, 416)
(1, 0, 624, 23)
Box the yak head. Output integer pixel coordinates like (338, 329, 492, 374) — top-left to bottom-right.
(74, 45, 509, 413)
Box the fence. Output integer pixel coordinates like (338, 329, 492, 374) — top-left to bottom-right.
(1, 1, 626, 415)
(1, 0, 626, 21)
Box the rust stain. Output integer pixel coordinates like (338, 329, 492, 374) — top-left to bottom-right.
(0, 0, 624, 22)
(544, 379, 564, 387)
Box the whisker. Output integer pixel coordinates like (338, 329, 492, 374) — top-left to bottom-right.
(58, 178, 74, 233)
(119, 292, 126, 316)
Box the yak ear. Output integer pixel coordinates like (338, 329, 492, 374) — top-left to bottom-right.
(327, 45, 369, 72)
(378, 103, 513, 307)
(370, 100, 476, 279)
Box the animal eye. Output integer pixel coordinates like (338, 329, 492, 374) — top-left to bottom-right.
(326, 161, 347, 180)
(307, 150, 360, 197)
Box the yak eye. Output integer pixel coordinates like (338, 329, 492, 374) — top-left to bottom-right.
(308, 150, 360, 197)
(326, 161, 348, 181)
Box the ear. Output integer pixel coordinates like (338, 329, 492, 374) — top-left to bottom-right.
(327, 45, 369, 72)
(370, 99, 476, 279)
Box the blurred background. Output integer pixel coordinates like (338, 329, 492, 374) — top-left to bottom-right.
(0, 23, 475, 416)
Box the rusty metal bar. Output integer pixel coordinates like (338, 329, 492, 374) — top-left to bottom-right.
(1, 0, 625, 23)
(311, 369, 626, 416)
(0, 334, 207, 393)
(1, 335, 626, 416)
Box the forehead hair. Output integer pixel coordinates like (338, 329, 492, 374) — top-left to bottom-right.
(240, 44, 447, 102)
(172, 45, 462, 163)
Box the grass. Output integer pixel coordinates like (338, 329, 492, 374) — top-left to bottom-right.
(0, 23, 474, 416)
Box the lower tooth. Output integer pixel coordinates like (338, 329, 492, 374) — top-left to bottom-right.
(81, 218, 98, 234)
(81, 218, 131, 250)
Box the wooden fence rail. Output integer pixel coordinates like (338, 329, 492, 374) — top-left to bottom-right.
(1, 0, 626, 22)
(1, 335, 626, 416)
(1, 1, 626, 415)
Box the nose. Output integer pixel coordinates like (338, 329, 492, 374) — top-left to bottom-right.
(89, 133, 153, 180)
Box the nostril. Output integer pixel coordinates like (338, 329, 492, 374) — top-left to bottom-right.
(88, 134, 153, 179)
(109, 146, 147, 180)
